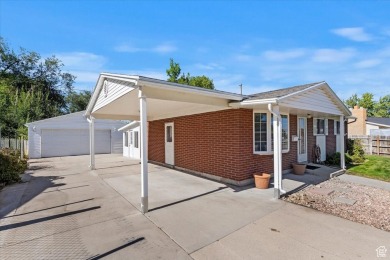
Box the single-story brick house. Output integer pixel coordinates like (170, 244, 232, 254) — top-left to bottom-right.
(85, 73, 351, 213)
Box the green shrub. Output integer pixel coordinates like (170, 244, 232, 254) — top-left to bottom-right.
(326, 152, 341, 166)
(346, 139, 366, 164)
(0, 148, 27, 185)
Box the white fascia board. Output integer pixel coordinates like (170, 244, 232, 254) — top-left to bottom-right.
(137, 77, 243, 101)
(277, 81, 351, 116)
(231, 98, 278, 107)
(118, 121, 140, 131)
(85, 73, 139, 117)
(277, 81, 326, 101)
(321, 83, 352, 116)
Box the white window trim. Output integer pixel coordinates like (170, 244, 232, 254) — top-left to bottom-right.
(334, 120, 340, 135)
(313, 118, 328, 136)
(253, 111, 290, 155)
(124, 132, 129, 147)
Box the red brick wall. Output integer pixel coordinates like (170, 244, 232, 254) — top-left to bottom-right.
(326, 120, 336, 156)
(148, 109, 299, 181)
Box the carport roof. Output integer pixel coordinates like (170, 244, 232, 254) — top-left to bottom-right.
(85, 73, 351, 120)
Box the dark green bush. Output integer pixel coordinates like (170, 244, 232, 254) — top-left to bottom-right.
(0, 148, 27, 185)
(346, 139, 366, 164)
(326, 152, 341, 166)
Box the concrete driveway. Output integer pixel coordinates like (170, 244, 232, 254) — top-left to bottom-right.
(0, 154, 389, 259)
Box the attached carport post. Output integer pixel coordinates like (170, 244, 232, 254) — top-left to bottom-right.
(139, 87, 149, 213)
(340, 115, 345, 169)
(87, 116, 95, 170)
(268, 104, 284, 199)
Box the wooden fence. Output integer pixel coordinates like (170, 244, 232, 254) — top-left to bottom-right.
(349, 135, 390, 156)
(0, 138, 28, 156)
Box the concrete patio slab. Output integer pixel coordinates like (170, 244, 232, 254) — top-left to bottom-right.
(191, 203, 390, 260)
(1, 154, 389, 259)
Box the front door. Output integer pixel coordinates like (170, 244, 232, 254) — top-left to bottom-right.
(165, 122, 174, 165)
(297, 117, 307, 162)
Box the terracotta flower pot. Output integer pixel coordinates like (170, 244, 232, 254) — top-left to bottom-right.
(253, 173, 271, 189)
(293, 163, 306, 175)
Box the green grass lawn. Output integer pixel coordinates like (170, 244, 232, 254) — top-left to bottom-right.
(347, 155, 390, 182)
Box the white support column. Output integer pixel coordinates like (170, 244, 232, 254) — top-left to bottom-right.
(340, 115, 345, 169)
(139, 87, 148, 214)
(89, 116, 95, 170)
(272, 105, 281, 199)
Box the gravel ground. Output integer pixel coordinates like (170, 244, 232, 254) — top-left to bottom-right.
(283, 177, 390, 232)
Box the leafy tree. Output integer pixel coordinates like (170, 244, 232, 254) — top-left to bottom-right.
(344, 94, 359, 109)
(0, 38, 76, 138)
(374, 95, 390, 118)
(66, 90, 92, 113)
(358, 93, 375, 116)
(166, 58, 215, 89)
(344, 92, 390, 117)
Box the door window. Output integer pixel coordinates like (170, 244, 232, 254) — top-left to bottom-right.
(166, 126, 172, 142)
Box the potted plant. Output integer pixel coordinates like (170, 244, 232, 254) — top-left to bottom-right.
(253, 173, 271, 189)
(292, 163, 306, 175)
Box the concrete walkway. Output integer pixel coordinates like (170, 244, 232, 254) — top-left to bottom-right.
(1, 155, 389, 259)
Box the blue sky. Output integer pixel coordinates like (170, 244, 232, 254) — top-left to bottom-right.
(1, 1, 390, 100)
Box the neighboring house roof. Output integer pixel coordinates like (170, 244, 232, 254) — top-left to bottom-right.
(245, 82, 322, 100)
(366, 117, 390, 127)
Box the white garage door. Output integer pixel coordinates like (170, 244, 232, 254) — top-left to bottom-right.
(41, 129, 111, 157)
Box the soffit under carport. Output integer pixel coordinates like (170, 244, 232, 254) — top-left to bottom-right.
(91, 82, 239, 121)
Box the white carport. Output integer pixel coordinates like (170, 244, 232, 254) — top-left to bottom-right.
(85, 74, 243, 213)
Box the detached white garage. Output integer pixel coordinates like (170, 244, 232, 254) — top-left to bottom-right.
(26, 111, 126, 158)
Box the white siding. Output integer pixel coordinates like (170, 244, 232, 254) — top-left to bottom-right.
(93, 79, 135, 113)
(280, 87, 342, 115)
(366, 124, 379, 135)
(26, 111, 126, 158)
(28, 127, 41, 159)
(111, 128, 123, 154)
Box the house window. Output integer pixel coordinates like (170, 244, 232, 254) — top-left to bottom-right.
(134, 131, 139, 148)
(254, 113, 268, 152)
(254, 112, 289, 153)
(317, 119, 325, 134)
(314, 118, 328, 135)
(335, 121, 340, 135)
(124, 132, 128, 147)
(166, 126, 173, 142)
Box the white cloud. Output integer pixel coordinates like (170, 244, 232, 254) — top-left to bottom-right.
(312, 48, 356, 63)
(152, 43, 177, 54)
(194, 63, 224, 70)
(114, 42, 177, 54)
(331, 27, 372, 42)
(354, 59, 382, 68)
(263, 49, 306, 61)
(55, 52, 106, 70)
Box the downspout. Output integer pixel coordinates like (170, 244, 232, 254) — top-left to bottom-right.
(268, 104, 286, 198)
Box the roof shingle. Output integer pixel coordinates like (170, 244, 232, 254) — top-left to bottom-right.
(244, 82, 323, 101)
